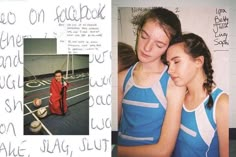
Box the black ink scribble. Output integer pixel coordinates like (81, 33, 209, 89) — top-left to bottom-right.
(89, 74, 111, 87)
(79, 138, 109, 152)
(0, 140, 27, 156)
(54, 4, 105, 23)
(91, 118, 111, 130)
(0, 11, 16, 25)
(89, 94, 111, 107)
(213, 8, 229, 47)
(0, 122, 16, 136)
(0, 74, 23, 90)
(29, 8, 45, 25)
(5, 96, 23, 113)
(0, 31, 32, 49)
(40, 139, 73, 156)
(89, 50, 109, 64)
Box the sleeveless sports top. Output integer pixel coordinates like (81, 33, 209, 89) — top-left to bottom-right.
(118, 62, 170, 146)
(172, 87, 224, 157)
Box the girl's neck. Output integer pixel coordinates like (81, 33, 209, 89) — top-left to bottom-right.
(136, 60, 165, 73)
(185, 71, 208, 106)
(187, 74, 206, 95)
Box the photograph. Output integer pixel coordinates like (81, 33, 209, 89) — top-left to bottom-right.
(23, 38, 89, 135)
(113, 6, 230, 157)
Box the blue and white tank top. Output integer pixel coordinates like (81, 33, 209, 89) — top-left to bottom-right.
(118, 62, 170, 146)
(172, 87, 224, 157)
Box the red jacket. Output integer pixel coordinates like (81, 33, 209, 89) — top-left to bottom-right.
(49, 78, 69, 115)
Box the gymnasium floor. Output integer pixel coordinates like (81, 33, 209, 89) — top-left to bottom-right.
(230, 140, 236, 156)
(24, 72, 89, 135)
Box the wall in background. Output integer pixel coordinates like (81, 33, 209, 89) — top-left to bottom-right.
(24, 39, 89, 77)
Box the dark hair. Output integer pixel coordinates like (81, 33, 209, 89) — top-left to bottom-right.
(54, 70, 63, 76)
(132, 7, 182, 63)
(173, 33, 215, 108)
(118, 42, 138, 72)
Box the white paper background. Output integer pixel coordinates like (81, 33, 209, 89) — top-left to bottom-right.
(0, 0, 111, 156)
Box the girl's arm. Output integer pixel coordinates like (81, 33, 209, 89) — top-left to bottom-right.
(215, 93, 229, 157)
(118, 69, 128, 124)
(118, 79, 186, 157)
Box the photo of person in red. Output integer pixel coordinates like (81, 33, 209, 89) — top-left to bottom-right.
(49, 70, 69, 115)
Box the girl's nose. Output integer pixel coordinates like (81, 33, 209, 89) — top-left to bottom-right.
(167, 64, 174, 75)
(144, 39, 153, 52)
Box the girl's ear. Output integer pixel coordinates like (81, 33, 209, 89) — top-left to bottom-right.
(195, 56, 204, 68)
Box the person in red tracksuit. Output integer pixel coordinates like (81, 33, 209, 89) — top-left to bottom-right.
(49, 70, 69, 115)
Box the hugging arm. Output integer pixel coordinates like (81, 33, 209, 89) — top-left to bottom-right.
(118, 69, 128, 124)
(118, 79, 186, 157)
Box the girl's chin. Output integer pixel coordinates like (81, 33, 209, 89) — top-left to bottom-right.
(173, 81, 185, 87)
(138, 57, 151, 63)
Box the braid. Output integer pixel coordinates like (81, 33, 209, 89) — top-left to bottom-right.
(181, 33, 216, 109)
(202, 49, 215, 109)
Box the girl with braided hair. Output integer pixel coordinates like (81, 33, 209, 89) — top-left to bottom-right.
(166, 33, 229, 157)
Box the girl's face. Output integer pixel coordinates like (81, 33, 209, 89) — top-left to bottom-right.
(166, 43, 199, 87)
(55, 73, 62, 82)
(137, 20, 170, 63)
